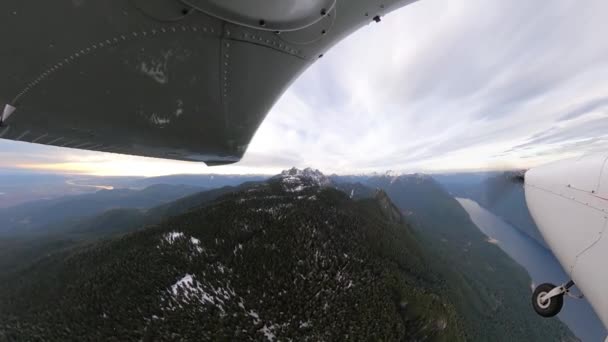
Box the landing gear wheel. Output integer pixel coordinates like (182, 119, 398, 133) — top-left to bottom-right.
(532, 283, 564, 317)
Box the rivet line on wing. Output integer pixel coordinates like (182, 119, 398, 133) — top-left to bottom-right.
(12, 25, 219, 104)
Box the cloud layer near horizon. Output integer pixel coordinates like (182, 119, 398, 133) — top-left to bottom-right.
(2, 0, 608, 176)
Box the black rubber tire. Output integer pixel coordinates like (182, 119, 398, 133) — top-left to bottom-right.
(532, 283, 564, 317)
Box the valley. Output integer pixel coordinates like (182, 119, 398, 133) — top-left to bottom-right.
(0, 169, 577, 341)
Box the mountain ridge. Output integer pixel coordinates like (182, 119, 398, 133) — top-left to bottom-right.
(0, 168, 576, 341)
(0, 172, 466, 341)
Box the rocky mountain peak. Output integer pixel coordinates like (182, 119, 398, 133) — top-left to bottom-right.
(272, 167, 332, 192)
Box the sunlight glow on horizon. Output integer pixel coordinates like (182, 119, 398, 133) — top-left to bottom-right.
(11, 141, 582, 177)
(14, 159, 278, 177)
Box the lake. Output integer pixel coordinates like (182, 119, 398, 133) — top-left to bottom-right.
(456, 197, 606, 342)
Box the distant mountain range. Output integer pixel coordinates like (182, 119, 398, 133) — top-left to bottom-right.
(129, 173, 269, 189)
(0, 170, 269, 208)
(0, 169, 575, 341)
(0, 184, 205, 236)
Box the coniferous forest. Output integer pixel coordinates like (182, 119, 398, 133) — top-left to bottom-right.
(0, 169, 575, 341)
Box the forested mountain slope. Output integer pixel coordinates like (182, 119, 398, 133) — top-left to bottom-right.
(0, 170, 465, 341)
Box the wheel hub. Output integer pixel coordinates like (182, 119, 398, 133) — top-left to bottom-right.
(537, 291, 551, 309)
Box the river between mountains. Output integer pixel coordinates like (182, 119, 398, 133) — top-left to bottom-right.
(456, 197, 606, 342)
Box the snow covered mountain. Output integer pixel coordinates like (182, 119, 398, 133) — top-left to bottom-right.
(271, 167, 333, 192)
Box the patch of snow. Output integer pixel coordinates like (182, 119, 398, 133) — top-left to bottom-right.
(190, 237, 204, 253)
(168, 274, 234, 312)
(248, 309, 261, 324)
(171, 274, 195, 296)
(162, 232, 204, 254)
(350, 189, 354, 198)
(288, 184, 305, 192)
(259, 324, 276, 342)
(252, 203, 293, 216)
(299, 320, 312, 329)
(163, 231, 184, 244)
(248, 310, 259, 319)
(171, 274, 197, 299)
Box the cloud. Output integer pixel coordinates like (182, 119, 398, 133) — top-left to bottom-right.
(2, 0, 608, 176)
(243, 0, 608, 172)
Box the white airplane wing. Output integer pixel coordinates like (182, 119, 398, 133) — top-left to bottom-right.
(0, 0, 417, 165)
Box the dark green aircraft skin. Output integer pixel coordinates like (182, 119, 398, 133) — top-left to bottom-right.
(0, 0, 416, 165)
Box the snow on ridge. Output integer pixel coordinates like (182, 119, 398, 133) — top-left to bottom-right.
(287, 184, 305, 192)
(160, 232, 204, 254)
(248, 310, 260, 320)
(190, 237, 204, 253)
(171, 274, 195, 296)
(167, 273, 236, 313)
(260, 324, 277, 342)
(380, 171, 432, 184)
(167, 273, 281, 341)
(299, 320, 312, 328)
(169, 274, 218, 309)
(163, 231, 185, 244)
(275, 167, 331, 187)
(251, 203, 294, 216)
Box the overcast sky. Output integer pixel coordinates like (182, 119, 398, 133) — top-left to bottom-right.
(3, 0, 608, 176)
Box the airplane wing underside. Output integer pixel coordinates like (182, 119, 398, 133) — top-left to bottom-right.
(0, 0, 417, 165)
